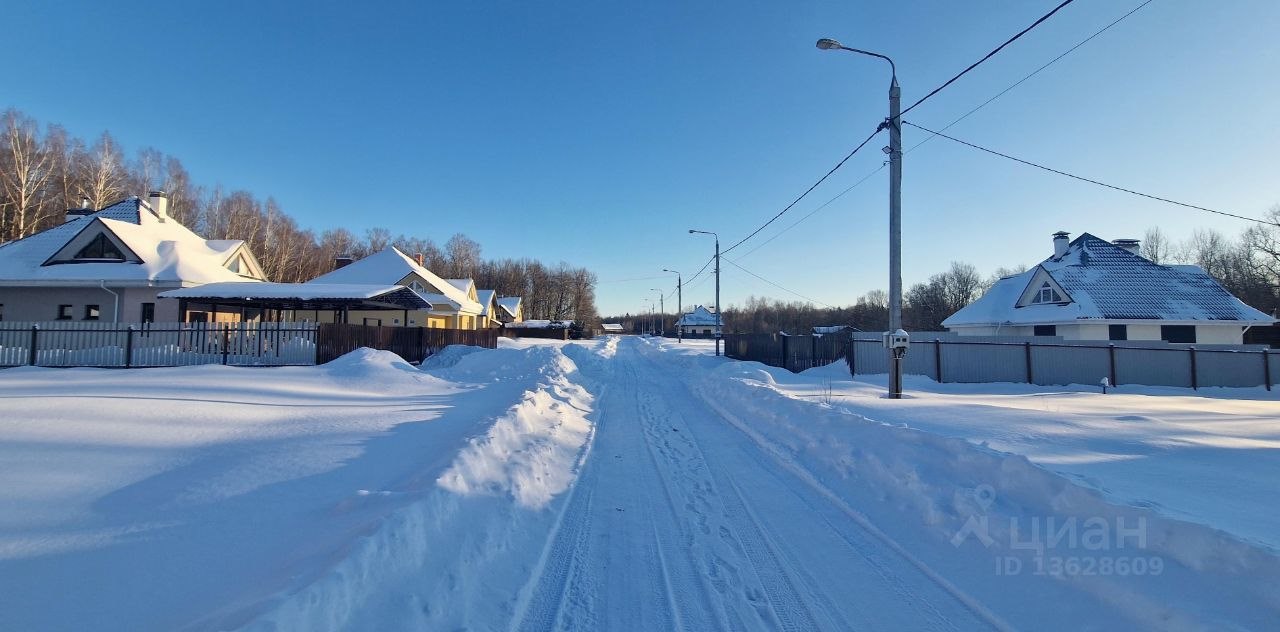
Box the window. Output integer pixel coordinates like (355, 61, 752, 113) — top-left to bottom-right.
(1161, 325, 1196, 344)
(84, 305, 100, 320)
(57, 304, 73, 320)
(1033, 325, 1057, 337)
(74, 233, 124, 260)
(141, 303, 155, 323)
(1109, 324, 1128, 341)
(1030, 281, 1063, 304)
(363, 317, 382, 326)
(227, 256, 241, 273)
(0, 304, 4, 322)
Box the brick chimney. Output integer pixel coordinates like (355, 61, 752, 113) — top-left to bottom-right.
(414, 252, 425, 267)
(334, 254, 354, 270)
(64, 196, 94, 223)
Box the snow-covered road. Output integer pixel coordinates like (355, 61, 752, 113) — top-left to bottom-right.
(2, 336, 1277, 630)
(517, 337, 993, 631)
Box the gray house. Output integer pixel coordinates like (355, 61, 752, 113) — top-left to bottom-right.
(0, 193, 266, 323)
(942, 232, 1275, 344)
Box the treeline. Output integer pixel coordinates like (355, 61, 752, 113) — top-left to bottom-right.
(0, 108, 598, 322)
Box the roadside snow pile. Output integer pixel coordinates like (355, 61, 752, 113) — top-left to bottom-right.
(437, 355, 594, 508)
(242, 345, 596, 631)
(692, 359, 1280, 629)
(418, 344, 486, 369)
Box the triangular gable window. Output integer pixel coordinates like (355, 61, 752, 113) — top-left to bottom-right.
(1030, 281, 1064, 304)
(74, 233, 125, 260)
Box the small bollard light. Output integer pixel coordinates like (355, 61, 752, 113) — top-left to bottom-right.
(1100, 377, 1110, 394)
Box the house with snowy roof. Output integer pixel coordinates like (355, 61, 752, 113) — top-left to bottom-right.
(942, 232, 1275, 344)
(307, 247, 484, 329)
(496, 296, 523, 325)
(676, 305, 721, 336)
(0, 192, 265, 323)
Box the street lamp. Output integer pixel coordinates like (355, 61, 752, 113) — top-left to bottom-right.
(650, 288, 664, 336)
(663, 268, 682, 343)
(688, 229, 721, 356)
(817, 36, 907, 399)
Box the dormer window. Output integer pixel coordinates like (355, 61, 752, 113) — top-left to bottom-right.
(409, 280, 427, 294)
(1031, 281, 1063, 304)
(74, 234, 124, 260)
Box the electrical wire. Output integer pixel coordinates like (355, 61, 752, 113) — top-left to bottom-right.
(720, 126, 882, 256)
(904, 120, 1279, 227)
(899, 0, 1077, 118)
(909, 0, 1154, 153)
(723, 259, 834, 308)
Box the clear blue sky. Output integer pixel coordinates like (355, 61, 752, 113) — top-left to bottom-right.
(6, 1, 1278, 315)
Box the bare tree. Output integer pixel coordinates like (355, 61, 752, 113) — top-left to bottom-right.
(1141, 226, 1170, 263)
(0, 109, 55, 240)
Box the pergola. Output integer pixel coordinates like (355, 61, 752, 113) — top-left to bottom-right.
(159, 282, 433, 324)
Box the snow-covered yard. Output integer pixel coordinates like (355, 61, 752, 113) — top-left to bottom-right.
(1, 335, 1276, 630)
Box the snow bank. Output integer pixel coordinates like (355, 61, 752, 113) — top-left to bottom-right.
(241, 345, 596, 631)
(690, 358, 1280, 628)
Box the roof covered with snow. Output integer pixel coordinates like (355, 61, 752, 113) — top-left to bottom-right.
(601, 323, 625, 332)
(160, 282, 432, 310)
(676, 305, 720, 327)
(943, 233, 1276, 328)
(496, 296, 521, 319)
(0, 198, 262, 287)
(308, 247, 482, 314)
(506, 319, 571, 329)
(476, 289, 496, 316)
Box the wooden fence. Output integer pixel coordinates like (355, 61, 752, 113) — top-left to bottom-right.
(317, 324, 498, 363)
(0, 321, 499, 368)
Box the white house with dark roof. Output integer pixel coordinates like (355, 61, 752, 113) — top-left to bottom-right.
(308, 247, 484, 329)
(676, 305, 721, 336)
(942, 232, 1275, 344)
(0, 192, 265, 323)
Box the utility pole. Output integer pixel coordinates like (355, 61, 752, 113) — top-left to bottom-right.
(650, 288, 664, 336)
(817, 37, 907, 398)
(689, 229, 721, 356)
(887, 73, 905, 399)
(664, 269, 682, 343)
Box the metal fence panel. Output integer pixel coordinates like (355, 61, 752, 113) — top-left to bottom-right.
(1195, 350, 1265, 388)
(940, 342, 1026, 383)
(1114, 347, 1191, 387)
(1031, 345, 1110, 386)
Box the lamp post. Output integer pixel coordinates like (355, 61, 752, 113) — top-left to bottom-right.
(663, 268, 682, 343)
(688, 229, 721, 356)
(650, 288, 665, 336)
(817, 37, 906, 399)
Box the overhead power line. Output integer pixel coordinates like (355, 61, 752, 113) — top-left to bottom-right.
(900, 0, 1077, 118)
(731, 0, 1108, 263)
(720, 126, 883, 256)
(904, 120, 1279, 227)
(909, 0, 1154, 153)
(723, 259, 834, 308)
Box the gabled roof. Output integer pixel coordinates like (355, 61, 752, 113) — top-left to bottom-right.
(476, 289, 497, 316)
(676, 305, 720, 326)
(308, 247, 483, 314)
(160, 282, 432, 310)
(496, 296, 522, 319)
(944, 233, 1275, 328)
(0, 197, 262, 287)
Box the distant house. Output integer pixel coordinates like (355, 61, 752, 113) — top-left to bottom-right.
(307, 247, 484, 329)
(0, 192, 265, 323)
(601, 323, 625, 334)
(496, 296, 523, 325)
(812, 325, 856, 337)
(942, 232, 1275, 344)
(476, 289, 501, 328)
(676, 305, 721, 336)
